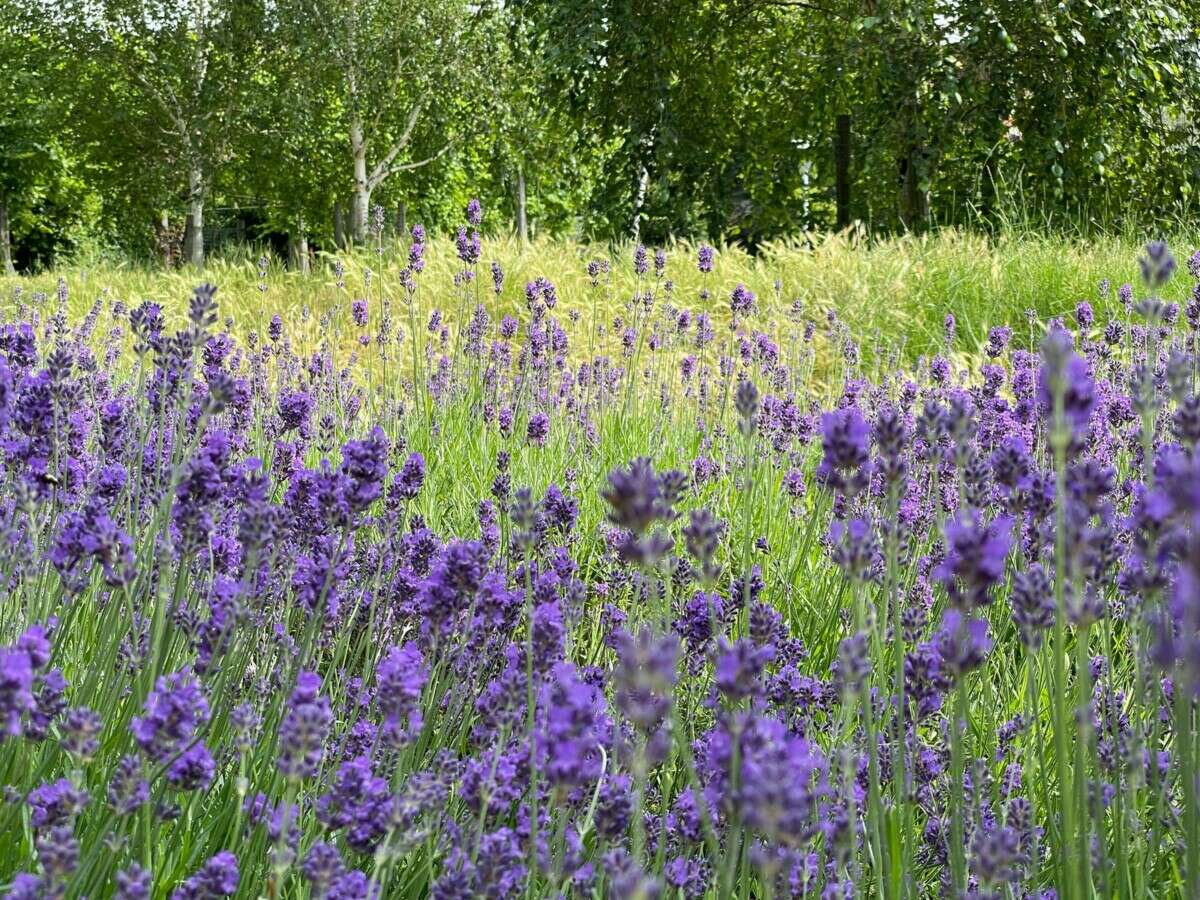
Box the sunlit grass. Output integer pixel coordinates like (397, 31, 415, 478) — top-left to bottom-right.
(7, 229, 1196, 373)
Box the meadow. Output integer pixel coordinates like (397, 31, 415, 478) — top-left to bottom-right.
(0, 213, 1199, 899)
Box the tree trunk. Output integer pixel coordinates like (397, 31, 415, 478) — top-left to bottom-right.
(631, 164, 650, 243)
(333, 202, 346, 250)
(0, 200, 15, 276)
(835, 114, 852, 231)
(350, 115, 370, 244)
(184, 166, 205, 267)
(898, 147, 929, 231)
(183, 216, 195, 263)
(159, 211, 173, 268)
(288, 233, 310, 274)
(516, 166, 528, 243)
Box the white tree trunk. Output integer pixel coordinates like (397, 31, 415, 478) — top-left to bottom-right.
(185, 166, 205, 267)
(516, 166, 528, 243)
(0, 201, 14, 276)
(289, 218, 310, 274)
(350, 115, 370, 244)
(631, 164, 650, 243)
(160, 210, 173, 268)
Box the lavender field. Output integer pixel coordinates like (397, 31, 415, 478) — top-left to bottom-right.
(1, 214, 1199, 899)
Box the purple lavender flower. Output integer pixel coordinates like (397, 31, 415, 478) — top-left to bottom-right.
(7, 874, 43, 900)
(735, 378, 760, 437)
(827, 517, 878, 580)
(131, 670, 209, 762)
(1140, 240, 1176, 288)
(28, 778, 89, 829)
(116, 864, 151, 900)
(60, 707, 102, 761)
(613, 627, 678, 733)
(816, 407, 871, 496)
(376, 643, 427, 748)
(933, 609, 992, 679)
(985, 325, 1012, 358)
(698, 245, 714, 274)
(730, 283, 756, 318)
(541, 484, 578, 534)
(168, 742, 216, 791)
(340, 426, 389, 512)
(394, 452, 425, 500)
(37, 825, 78, 888)
(302, 842, 345, 898)
(278, 672, 332, 780)
(538, 662, 610, 787)
(602, 458, 676, 565)
(456, 227, 482, 265)
(1010, 564, 1055, 649)
(1038, 330, 1095, 444)
(634, 244, 648, 276)
(278, 390, 314, 432)
(935, 513, 1012, 609)
(526, 411, 550, 447)
(107, 755, 149, 814)
(0, 645, 35, 737)
(171, 851, 239, 899)
(714, 638, 774, 701)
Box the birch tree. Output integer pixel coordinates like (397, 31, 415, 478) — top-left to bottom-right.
(277, 0, 493, 244)
(53, 0, 264, 266)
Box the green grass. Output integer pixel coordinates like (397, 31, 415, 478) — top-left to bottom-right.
(6, 229, 1197, 373)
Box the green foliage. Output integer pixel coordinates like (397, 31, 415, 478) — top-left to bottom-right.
(4, 0, 1200, 267)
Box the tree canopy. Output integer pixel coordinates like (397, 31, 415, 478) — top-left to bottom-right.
(3, 0, 1199, 267)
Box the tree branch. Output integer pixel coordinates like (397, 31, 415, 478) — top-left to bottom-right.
(366, 102, 424, 189)
(374, 141, 453, 187)
(105, 37, 189, 140)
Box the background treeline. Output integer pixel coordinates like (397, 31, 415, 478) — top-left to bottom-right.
(2, 0, 1200, 271)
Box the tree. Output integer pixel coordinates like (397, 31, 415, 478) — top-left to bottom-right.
(235, 34, 347, 270)
(0, 14, 58, 273)
(827, 0, 1200, 230)
(49, 0, 266, 266)
(470, 2, 589, 242)
(275, 0, 496, 245)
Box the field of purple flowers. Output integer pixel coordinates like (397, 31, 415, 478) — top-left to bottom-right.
(1, 205, 1199, 898)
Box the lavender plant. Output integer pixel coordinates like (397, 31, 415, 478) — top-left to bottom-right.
(0, 213, 1199, 898)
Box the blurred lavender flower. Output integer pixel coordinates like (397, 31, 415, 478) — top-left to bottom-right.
(278, 672, 332, 780)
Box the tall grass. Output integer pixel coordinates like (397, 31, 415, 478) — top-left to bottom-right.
(8, 229, 1196, 369)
